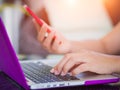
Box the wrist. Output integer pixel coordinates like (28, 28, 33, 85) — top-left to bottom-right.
(67, 40, 75, 53)
(110, 56, 120, 74)
(114, 59, 120, 73)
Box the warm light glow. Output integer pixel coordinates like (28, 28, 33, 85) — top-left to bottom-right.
(45, 0, 112, 32)
(64, 0, 77, 7)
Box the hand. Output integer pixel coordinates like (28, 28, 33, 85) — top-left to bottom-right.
(50, 50, 119, 76)
(33, 19, 71, 54)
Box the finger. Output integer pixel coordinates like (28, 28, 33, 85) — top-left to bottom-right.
(61, 59, 82, 76)
(43, 31, 55, 49)
(52, 36, 61, 51)
(37, 24, 48, 42)
(41, 19, 51, 33)
(70, 64, 88, 76)
(69, 64, 80, 72)
(61, 60, 85, 76)
(51, 54, 71, 75)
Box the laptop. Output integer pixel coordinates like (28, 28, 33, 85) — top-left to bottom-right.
(0, 17, 119, 90)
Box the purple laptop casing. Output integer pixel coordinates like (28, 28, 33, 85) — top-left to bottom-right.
(0, 18, 29, 90)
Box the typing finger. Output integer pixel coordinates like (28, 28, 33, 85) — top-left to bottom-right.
(50, 54, 71, 75)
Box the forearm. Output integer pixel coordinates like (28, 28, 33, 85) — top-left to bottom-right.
(69, 39, 107, 53)
(69, 22, 120, 54)
(110, 55, 120, 73)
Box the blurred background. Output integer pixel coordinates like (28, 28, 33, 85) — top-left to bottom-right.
(0, 0, 120, 60)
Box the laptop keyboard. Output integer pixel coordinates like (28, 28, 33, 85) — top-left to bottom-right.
(21, 62, 78, 84)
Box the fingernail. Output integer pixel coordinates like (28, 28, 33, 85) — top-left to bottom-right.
(61, 72, 66, 76)
(50, 68, 54, 73)
(55, 70, 59, 75)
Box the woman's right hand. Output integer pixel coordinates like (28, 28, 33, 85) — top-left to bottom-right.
(33, 19, 71, 54)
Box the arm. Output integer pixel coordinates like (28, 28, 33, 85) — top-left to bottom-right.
(50, 22, 120, 75)
(69, 22, 120, 54)
(50, 23, 120, 75)
(34, 20, 120, 55)
(102, 22, 120, 54)
(51, 50, 120, 76)
(34, 19, 120, 75)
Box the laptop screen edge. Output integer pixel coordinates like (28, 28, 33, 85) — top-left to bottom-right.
(0, 17, 29, 90)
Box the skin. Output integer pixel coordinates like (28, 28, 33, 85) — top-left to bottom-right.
(34, 19, 71, 54)
(33, 19, 120, 76)
(51, 51, 120, 76)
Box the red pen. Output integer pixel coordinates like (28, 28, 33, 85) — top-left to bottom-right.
(24, 5, 51, 33)
(24, 5, 61, 44)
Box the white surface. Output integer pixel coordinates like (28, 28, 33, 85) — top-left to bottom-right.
(41, 59, 61, 67)
(2, 4, 22, 54)
(60, 28, 111, 40)
(2, 0, 22, 54)
(44, 0, 113, 41)
(2, 7, 13, 42)
(44, 0, 112, 30)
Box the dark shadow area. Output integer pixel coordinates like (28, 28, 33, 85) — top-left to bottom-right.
(0, 72, 24, 90)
